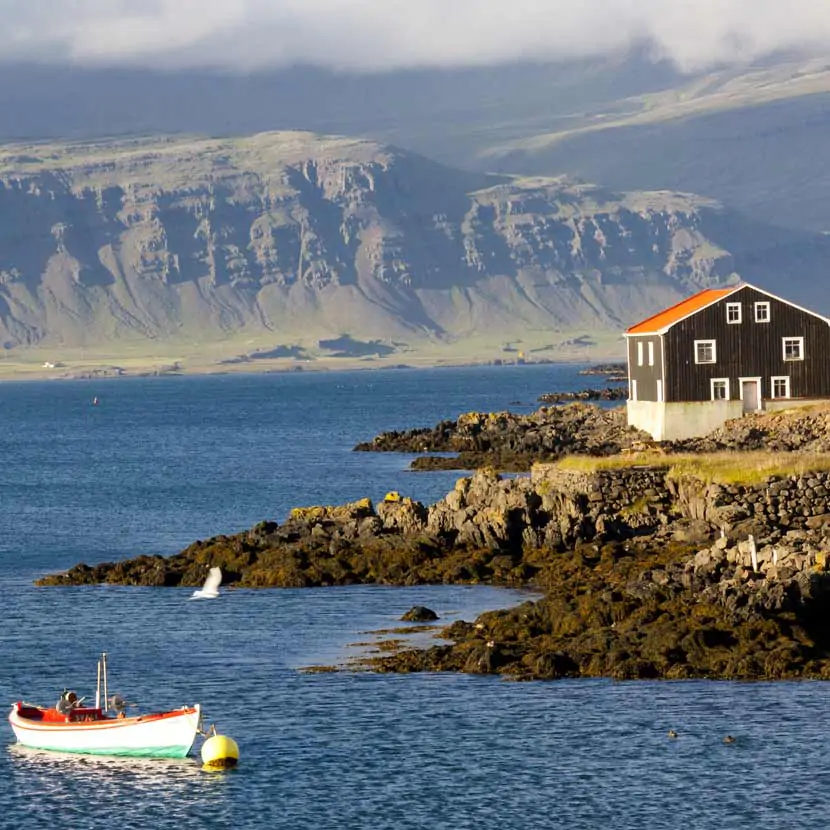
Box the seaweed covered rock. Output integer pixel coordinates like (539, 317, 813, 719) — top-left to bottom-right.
(39, 466, 678, 590)
(364, 539, 830, 681)
(538, 388, 627, 403)
(354, 403, 649, 471)
(401, 606, 439, 622)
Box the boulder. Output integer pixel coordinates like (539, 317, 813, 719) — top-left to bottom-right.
(401, 606, 439, 622)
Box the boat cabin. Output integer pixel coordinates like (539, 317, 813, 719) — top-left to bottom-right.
(15, 703, 106, 723)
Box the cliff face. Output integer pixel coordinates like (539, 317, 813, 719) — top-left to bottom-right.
(0, 130, 760, 352)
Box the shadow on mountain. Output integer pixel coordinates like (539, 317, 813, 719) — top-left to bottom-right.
(318, 335, 398, 357)
(220, 344, 312, 363)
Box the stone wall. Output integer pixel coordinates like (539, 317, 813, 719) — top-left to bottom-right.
(537, 465, 830, 581)
(690, 530, 828, 585)
(669, 471, 830, 533)
(530, 463, 669, 505)
(529, 463, 672, 545)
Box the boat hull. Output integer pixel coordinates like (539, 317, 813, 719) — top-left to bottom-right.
(8, 703, 201, 759)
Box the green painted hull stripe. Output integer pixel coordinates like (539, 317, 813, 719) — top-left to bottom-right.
(19, 743, 191, 758)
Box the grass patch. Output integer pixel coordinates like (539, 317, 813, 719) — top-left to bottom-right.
(665, 452, 830, 486)
(619, 496, 654, 517)
(555, 451, 830, 486)
(554, 454, 670, 473)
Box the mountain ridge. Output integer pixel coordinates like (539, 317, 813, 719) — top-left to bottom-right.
(0, 129, 825, 373)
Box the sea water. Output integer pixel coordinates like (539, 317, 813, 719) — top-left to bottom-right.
(0, 365, 827, 830)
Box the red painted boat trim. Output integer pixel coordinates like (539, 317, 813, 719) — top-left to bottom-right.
(11, 703, 198, 732)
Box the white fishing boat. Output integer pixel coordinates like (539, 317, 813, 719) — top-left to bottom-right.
(8, 653, 201, 759)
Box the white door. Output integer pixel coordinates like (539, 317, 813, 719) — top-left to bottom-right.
(741, 380, 760, 413)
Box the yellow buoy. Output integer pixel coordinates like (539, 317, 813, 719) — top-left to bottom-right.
(201, 734, 240, 769)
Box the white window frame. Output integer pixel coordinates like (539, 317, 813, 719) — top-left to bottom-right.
(770, 376, 791, 399)
(637, 341, 644, 366)
(782, 336, 805, 361)
(754, 301, 770, 323)
(656, 379, 663, 402)
(726, 302, 742, 324)
(710, 378, 730, 401)
(630, 379, 638, 401)
(647, 341, 654, 367)
(694, 339, 717, 364)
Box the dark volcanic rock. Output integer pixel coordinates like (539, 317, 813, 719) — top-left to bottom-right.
(364, 540, 830, 682)
(401, 606, 439, 622)
(39, 465, 676, 592)
(409, 451, 539, 472)
(579, 363, 626, 380)
(538, 388, 627, 404)
(354, 403, 649, 471)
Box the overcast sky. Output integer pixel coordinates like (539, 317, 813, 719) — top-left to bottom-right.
(2, 0, 829, 73)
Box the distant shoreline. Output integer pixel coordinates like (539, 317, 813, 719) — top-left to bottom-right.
(0, 347, 627, 383)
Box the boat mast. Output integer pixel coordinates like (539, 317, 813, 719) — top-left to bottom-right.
(102, 652, 109, 712)
(95, 656, 101, 710)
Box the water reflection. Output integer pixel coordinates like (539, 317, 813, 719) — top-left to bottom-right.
(8, 743, 203, 785)
(5, 745, 237, 829)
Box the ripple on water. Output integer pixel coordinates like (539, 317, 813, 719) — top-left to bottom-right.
(2, 373, 830, 829)
(3, 584, 830, 829)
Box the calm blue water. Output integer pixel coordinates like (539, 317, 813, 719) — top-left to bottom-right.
(1, 365, 828, 830)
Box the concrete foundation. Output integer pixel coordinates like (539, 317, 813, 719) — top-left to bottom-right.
(628, 397, 830, 440)
(627, 399, 744, 441)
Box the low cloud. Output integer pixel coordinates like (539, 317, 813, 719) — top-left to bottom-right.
(4, 0, 830, 72)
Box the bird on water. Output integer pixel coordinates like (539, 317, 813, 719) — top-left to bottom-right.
(190, 567, 222, 600)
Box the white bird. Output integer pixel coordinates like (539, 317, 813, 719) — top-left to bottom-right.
(190, 566, 222, 600)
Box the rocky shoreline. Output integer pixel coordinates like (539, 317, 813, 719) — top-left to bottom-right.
(353, 402, 646, 472)
(537, 387, 627, 404)
(578, 363, 627, 382)
(360, 463, 830, 680)
(38, 399, 830, 681)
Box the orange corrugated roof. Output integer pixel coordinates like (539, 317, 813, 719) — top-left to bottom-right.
(626, 286, 741, 334)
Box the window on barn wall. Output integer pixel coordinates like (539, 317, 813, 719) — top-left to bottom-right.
(637, 341, 644, 366)
(694, 340, 716, 364)
(726, 303, 742, 324)
(647, 342, 654, 366)
(771, 376, 791, 399)
(710, 378, 729, 400)
(783, 337, 804, 361)
(755, 302, 770, 322)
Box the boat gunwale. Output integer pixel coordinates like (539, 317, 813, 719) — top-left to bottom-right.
(9, 703, 200, 732)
